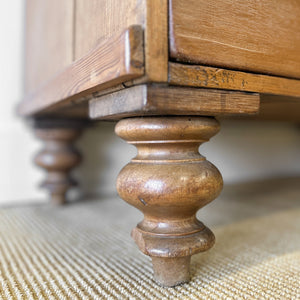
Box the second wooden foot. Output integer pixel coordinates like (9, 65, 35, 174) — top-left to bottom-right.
(34, 119, 84, 204)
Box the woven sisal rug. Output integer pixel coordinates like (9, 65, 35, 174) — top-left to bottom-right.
(0, 178, 299, 299)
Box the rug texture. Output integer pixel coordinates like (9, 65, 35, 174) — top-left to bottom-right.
(0, 178, 299, 299)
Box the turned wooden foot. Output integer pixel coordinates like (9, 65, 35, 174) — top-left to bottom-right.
(115, 116, 223, 287)
(34, 119, 84, 205)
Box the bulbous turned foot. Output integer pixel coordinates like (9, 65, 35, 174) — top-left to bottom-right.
(34, 119, 84, 204)
(115, 116, 223, 287)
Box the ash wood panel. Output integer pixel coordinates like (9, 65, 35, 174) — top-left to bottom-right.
(25, 0, 74, 94)
(169, 63, 300, 98)
(169, 0, 300, 79)
(18, 26, 144, 116)
(75, 0, 146, 59)
(89, 85, 260, 120)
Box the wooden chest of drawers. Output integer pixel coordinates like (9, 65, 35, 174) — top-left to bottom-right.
(18, 0, 300, 287)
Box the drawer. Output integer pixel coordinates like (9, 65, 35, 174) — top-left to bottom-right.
(169, 0, 300, 79)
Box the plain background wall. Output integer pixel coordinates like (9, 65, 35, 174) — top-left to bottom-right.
(0, 0, 46, 204)
(0, 1, 300, 204)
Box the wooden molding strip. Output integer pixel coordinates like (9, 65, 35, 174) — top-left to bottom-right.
(124, 0, 169, 87)
(18, 25, 144, 116)
(145, 0, 168, 82)
(89, 84, 260, 120)
(169, 63, 300, 98)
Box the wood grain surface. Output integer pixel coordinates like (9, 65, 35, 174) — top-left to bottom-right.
(169, 0, 300, 79)
(18, 26, 144, 116)
(145, 0, 168, 82)
(89, 85, 260, 120)
(115, 116, 222, 286)
(122, 0, 169, 86)
(25, 0, 74, 94)
(169, 63, 300, 98)
(75, 0, 145, 59)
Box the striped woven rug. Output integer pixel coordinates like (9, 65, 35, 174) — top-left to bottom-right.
(0, 178, 299, 299)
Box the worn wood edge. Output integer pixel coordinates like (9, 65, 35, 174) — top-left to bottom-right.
(123, 0, 169, 86)
(89, 85, 147, 120)
(144, 0, 168, 82)
(169, 63, 300, 98)
(17, 25, 145, 117)
(89, 84, 260, 120)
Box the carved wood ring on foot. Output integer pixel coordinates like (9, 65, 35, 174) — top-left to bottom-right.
(115, 116, 223, 287)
